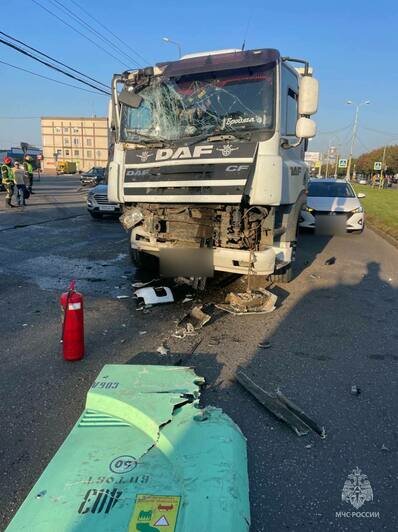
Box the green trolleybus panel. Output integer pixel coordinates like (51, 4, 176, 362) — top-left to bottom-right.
(6, 365, 250, 531)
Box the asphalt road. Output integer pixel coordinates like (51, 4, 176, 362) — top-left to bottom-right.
(0, 175, 397, 531)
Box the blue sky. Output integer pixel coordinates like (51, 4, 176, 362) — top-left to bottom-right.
(0, 0, 397, 156)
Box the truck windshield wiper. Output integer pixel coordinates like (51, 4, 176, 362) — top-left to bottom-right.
(187, 130, 252, 146)
(125, 130, 170, 147)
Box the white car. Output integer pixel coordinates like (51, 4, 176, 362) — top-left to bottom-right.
(300, 179, 365, 232)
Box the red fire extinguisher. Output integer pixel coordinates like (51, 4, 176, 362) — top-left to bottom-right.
(60, 280, 84, 361)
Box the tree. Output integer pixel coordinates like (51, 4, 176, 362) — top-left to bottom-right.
(356, 145, 398, 174)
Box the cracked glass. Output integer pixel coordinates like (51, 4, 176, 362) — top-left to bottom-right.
(120, 64, 275, 143)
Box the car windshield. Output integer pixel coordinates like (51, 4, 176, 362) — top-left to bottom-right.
(120, 64, 275, 143)
(307, 181, 356, 198)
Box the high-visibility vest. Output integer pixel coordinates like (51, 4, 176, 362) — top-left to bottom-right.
(24, 161, 33, 173)
(1, 164, 14, 182)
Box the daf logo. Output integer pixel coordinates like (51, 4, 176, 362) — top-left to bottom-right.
(290, 166, 302, 176)
(136, 150, 153, 162)
(155, 145, 213, 161)
(126, 169, 150, 176)
(216, 144, 239, 157)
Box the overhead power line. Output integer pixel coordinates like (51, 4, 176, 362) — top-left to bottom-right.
(0, 37, 111, 95)
(69, 0, 151, 66)
(31, 0, 131, 69)
(49, 0, 142, 68)
(0, 58, 108, 96)
(0, 30, 109, 89)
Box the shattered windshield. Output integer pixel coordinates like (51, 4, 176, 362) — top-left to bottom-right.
(120, 64, 275, 143)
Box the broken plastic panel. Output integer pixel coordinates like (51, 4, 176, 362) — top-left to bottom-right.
(134, 286, 174, 305)
(6, 365, 250, 531)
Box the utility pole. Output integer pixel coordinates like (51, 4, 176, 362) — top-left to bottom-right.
(346, 100, 370, 180)
(381, 145, 387, 178)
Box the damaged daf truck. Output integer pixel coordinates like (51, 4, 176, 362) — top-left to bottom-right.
(108, 48, 319, 282)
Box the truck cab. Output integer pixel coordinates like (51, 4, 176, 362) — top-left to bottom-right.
(108, 48, 318, 281)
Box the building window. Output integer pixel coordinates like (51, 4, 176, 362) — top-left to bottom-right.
(55, 127, 61, 133)
(65, 149, 70, 156)
(73, 127, 80, 133)
(86, 138, 92, 146)
(64, 138, 70, 145)
(63, 127, 69, 133)
(86, 150, 92, 158)
(74, 150, 80, 156)
(96, 150, 101, 158)
(73, 138, 79, 145)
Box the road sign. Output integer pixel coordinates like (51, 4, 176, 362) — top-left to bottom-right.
(338, 159, 348, 168)
(373, 161, 382, 171)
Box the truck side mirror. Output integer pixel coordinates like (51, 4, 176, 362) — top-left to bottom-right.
(118, 89, 143, 109)
(296, 117, 317, 138)
(299, 76, 319, 115)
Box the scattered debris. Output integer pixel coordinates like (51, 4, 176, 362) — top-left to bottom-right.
(309, 273, 320, 279)
(157, 344, 169, 356)
(120, 339, 126, 344)
(305, 444, 313, 449)
(324, 257, 336, 266)
(122, 324, 127, 328)
(381, 444, 390, 452)
(189, 339, 203, 355)
(216, 289, 277, 315)
(236, 371, 325, 438)
(116, 295, 130, 300)
(258, 342, 272, 349)
(139, 331, 147, 335)
(208, 337, 220, 347)
(131, 278, 159, 289)
(22, 323, 28, 327)
(173, 322, 196, 339)
(135, 286, 174, 305)
(350, 385, 361, 395)
(182, 296, 194, 303)
(173, 305, 211, 339)
(119, 208, 144, 230)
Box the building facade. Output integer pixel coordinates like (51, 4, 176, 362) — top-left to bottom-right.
(41, 117, 109, 172)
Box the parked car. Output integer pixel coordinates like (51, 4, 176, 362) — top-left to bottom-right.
(300, 178, 365, 232)
(358, 178, 368, 185)
(86, 184, 122, 218)
(80, 167, 106, 186)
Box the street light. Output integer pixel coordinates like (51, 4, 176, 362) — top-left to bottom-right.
(345, 100, 371, 179)
(162, 37, 182, 58)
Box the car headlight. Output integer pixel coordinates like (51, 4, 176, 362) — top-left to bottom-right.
(351, 206, 364, 214)
(302, 204, 314, 212)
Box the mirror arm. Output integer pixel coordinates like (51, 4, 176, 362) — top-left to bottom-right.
(281, 137, 303, 149)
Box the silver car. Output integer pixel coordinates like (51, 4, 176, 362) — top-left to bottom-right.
(87, 184, 121, 219)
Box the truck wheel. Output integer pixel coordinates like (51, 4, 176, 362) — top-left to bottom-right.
(270, 263, 293, 284)
(89, 211, 103, 219)
(130, 248, 159, 273)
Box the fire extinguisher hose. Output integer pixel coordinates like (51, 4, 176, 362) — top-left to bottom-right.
(61, 280, 76, 344)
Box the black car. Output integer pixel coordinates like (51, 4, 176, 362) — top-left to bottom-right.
(80, 167, 106, 186)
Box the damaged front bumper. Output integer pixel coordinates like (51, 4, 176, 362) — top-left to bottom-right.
(131, 228, 292, 276)
(6, 365, 250, 532)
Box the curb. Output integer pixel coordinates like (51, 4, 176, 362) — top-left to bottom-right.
(367, 222, 398, 250)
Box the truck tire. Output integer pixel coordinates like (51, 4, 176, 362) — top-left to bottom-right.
(270, 263, 293, 284)
(130, 248, 159, 273)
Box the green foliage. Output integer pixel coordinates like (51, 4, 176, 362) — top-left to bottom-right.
(356, 145, 398, 174)
(353, 184, 398, 239)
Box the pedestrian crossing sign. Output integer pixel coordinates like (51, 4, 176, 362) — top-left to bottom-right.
(373, 161, 382, 171)
(338, 159, 348, 168)
(129, 494, 181, 531)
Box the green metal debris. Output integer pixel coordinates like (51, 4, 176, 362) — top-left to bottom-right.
(6, 365, 250, 531)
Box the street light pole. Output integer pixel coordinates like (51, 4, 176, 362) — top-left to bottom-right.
(346, 100, 370, 180)
(162, 37, 182, 58)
